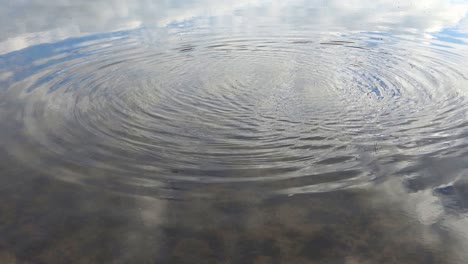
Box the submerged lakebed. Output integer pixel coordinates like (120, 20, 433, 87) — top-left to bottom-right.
(1, 0, 468, 263)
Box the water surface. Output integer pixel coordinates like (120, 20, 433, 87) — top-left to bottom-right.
(1, 0, 468, 263)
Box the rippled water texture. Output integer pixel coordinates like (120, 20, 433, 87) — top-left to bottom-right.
(1, 0, 468, 263)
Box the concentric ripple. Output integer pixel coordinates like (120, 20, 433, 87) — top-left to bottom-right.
(1, 27, 468, 196)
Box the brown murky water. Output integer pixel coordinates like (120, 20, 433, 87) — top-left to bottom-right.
(1, 0, 468, 263)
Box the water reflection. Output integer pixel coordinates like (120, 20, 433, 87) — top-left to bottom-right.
(0, 0, 468, 263)
(1, 0, 467, 53)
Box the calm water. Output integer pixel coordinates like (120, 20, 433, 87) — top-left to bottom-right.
(1, 1, 468, 263)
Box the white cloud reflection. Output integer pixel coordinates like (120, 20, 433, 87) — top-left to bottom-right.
(0, 0, 467, 53)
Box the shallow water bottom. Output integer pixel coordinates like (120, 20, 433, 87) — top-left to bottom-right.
(1, 152, 467, 264)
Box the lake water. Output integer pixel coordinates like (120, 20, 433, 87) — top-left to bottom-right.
(1, 1, 468, 263)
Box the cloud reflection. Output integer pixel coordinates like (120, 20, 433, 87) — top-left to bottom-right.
(0, 0, 467, 53)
